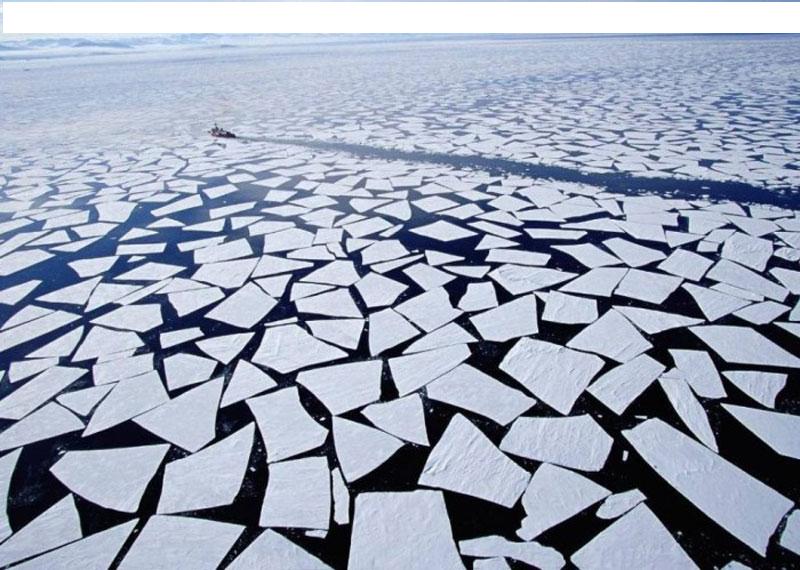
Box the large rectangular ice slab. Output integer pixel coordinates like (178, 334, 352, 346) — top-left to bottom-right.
(624, 418, 792, 555)
(348, 491, 464, 570)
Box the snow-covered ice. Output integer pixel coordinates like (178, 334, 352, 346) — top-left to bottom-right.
(1, 34, 799, 568)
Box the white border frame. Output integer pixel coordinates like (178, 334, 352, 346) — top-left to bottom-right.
(3, 2, 800, 34)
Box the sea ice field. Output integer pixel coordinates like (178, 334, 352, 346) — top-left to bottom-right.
(0, 34, 799, 569)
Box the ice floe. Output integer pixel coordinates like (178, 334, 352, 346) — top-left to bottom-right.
(228, 529, 331, 569)
(158, 423, 254, 514)
(659, 372, 718, 451)
(722, 370, 785, 408)
(389, 344, 470, 396)
(517, 463, 610, 540)
(362, 394, 429, 445)
(0, 495, 82, 568)
(501, 415, 613, 472)
(260, 456, 331, 529)
(624, 418, 792, 555)
(691, 325, 800, 368)
(247, 387, 328, 462)
(500, 338, 603, 415)
(14, 520, 136, 570)
(84, 371, 167, 436)
(334, 417, 403, 482)
(134, 377, 223, 452)
(420, 414, 530, 507)
(571, 504, 697, 569)
(595, 489, 646, 520)
(541, 291, 598, 324)
(252, 324, 346, 373)
(0, 403, 84, 451)
(51, 444, 168, 512)
(297, 360, 382, 415)
(587, 354, 665, 415)
(221, 360, 277, 407)
(206, 282, 277, 328)
(119, 515, 243, 569)
(427, 363, 534, 425)
(722, 404, 800, 459)
(459, 535, 564, 570)
(349, 491, 464, 569)
(567, 309, 652, 363)
(470, 295, 538, 342)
